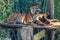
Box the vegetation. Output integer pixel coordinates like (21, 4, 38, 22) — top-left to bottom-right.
(54, 0, 60, 21)
(0, 0, 14, 21)
(0, 0, 60, 40)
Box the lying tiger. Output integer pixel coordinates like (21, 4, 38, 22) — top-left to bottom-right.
(5, 6, 58, 26)
(6, 6, 40, 24)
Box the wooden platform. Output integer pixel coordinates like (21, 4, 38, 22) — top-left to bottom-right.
(0, 22, 60, 40)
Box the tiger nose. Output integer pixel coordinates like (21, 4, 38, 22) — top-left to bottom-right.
(36, 10, 40, 14)
(36, 10, 39, 12)
(36, 9, 41, 12)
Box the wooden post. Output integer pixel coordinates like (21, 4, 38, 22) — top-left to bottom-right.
(22, 26, 33, 40)
(48, 0, 54, 19)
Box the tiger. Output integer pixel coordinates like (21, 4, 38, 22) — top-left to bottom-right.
(5, 6, 52, 26)
(5, 6, 41, 25)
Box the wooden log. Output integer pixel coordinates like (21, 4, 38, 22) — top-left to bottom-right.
(21, 26, 33, 40)
(50, 22, 60, 26)
(0, 23, 60, 29)
(0, 23, 27, 28)
(34, 30, 46, 40)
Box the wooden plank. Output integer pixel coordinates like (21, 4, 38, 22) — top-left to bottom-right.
(21, 26, 33, 40)
(34, 30, 46, 40)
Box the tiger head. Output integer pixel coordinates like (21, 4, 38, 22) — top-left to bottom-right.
(30, 6, 41, 15)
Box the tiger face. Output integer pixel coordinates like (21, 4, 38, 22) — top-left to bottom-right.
(30, 6, 41, 15)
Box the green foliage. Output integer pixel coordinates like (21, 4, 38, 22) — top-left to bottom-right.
(0, 0, 14, 21)
(0, 29, 7, 40)
(54, 0, 60, 21)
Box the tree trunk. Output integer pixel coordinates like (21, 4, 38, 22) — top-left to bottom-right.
(48, 0, 54, 19)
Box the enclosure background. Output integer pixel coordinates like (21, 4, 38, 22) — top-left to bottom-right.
(0, 0, 60, 40)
